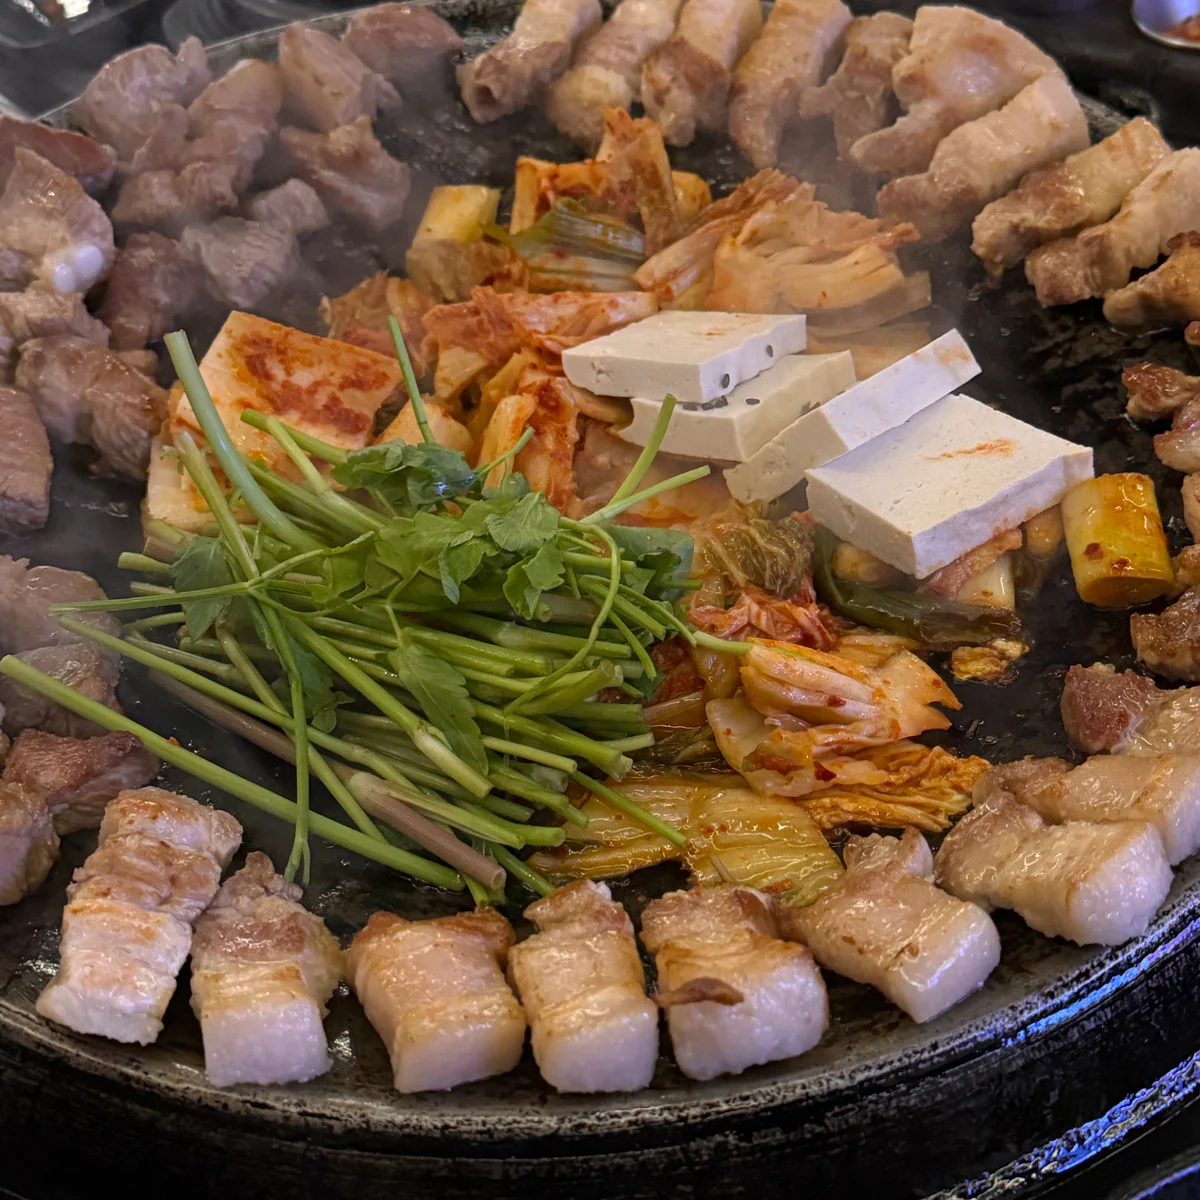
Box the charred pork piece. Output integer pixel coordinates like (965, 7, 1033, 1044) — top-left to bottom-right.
(878, 74, 1088, 243)
(980, 754, 1200, 866)
(779, 829, 1000, 1023)
(0, 387, 51, 538)
(797, 12, 913, 159)
(728, 0, 852, 170)
(0, 289, 109, 379)
(37, 787, 241, 1045)
(278, 25, 400, 134)
(507, 881, 658, 1093)
(180, 218, 300, 310)
(640, 885, 827, 1081)
(280, 117, 411, 232)
(972, 118, 1170, 277)
(0, 782, 58, 906)
(3, 730, 159, 834)
(111, 159, 240, 239)
(0, 117, 116, 194)
(98, 233, 199, 352)
(1153, 390, 1200, 473)
(459, 0, 601, 123)
(1132, 589, 1200, 684)
(1061, 665, 1163, 755)
(341, 3, 464, 98)
(74, 38, 210, 160)
(1026, 149, 1200, 306)
(188, 59, 284, 135)
(641, 0, 762, 147)
(848, 7, 1059, 179)
(1185, 476, 1200, 543)
(0, 644, 120, 740)
(546, 0, 685, 150)
(1105, 232, 1200, 330)
(1122, 362, 1200, 422)
(346, 908, 526, 1093)
(0, 150, 114, 295)
(935, 789, 1172, 946)
(245, 179, 329, 238)
(0, 558, 120, 659)
(189, 852, 342, 1088)
(15, 335, 167, 478)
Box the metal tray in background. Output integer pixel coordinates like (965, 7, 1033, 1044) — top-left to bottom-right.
(5, 6, 1200, 1199)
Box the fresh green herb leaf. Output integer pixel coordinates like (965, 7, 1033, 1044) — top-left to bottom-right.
(388, 635, 487, 771)
(332, 442, 477, 513)
(503, 543, 566, 619)
(482, 473, 530, 501)
(438, 534, 489, 603)
(485, 491, 560, 553)
(170, 537, 234, 639)
(608, 527, 694, 596)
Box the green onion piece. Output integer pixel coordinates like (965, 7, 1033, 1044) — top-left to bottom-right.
(490, 845, 555, 898)
(387, 315, 433, 445)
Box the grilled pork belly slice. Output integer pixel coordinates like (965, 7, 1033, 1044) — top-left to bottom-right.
(0, 782, 58, 906)
(0, 387, 51, 538)
(1132, 588, 1200, 684)
(37, 787, 241, 1044)
(98, 233, 199, 352)
(546, 0, 685, 150)
(15, 335, 167, 478)
(74, 38, 210, 161)
(180, 218, 301, 310)
(1123, 362, 1200, 422)
(936, 790, 1172, 946)
(779, 829, 999, 1023)
(0, 150, 115, 295)
(0, 117, 116, 195)
(0, 558, 120, 660)
(727, 0, 852, 170)
(245, 180, 329, 238)
(640, 885, 827, 1081)
(848, 6, 1059, 179)
(1153, 392, 1200, 474)
(0, 289, 109, 380)
(982, 754, 1200, 865)
(1026, 148, 1200, 306)
(189, 852, 342, 1088)
(797, 12, 913, 158)
(341, 4, 464, 98)
(459, 0, 601, 124)
(878, 73, 1088, 243)
(1105, 232, 1200, 331)
(111, 159, 240, 239)
(347, 908, 526, 1092)
(1061, 665, 1161, 755)
(0, 644, 119, 739)
(972, 117, 1170, 276)
(187, 59, 284, 135)
(3, 730, 159, 834)
(279, 25, 400, 134)
(508, 880, 657, 1093)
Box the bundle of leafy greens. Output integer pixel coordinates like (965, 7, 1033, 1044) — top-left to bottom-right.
(0, 318, 742, 906)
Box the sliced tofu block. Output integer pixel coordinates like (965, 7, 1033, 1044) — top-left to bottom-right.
(725, 330, 980, 504)
(561, 311, 807, 406)
(806, 394, 1093, 578)
(617, 352, 854, 463)
(147, 312, 403, 531)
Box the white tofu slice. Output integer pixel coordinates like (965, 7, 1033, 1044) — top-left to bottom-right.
(725, 330, 981, 504)
(617, 352, 855, 462)
(561, 311, 807, 406)
(805, 394, 1093, 578)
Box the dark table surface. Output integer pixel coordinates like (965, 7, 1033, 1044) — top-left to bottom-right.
(3, 1, 1200, 1197)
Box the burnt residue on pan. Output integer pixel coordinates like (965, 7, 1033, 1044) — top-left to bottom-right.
(5, 6, 1200, 1199)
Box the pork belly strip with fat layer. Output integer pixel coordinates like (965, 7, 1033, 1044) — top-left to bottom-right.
(1104, 232, 1200, 330)
(848, 6, 1059, 179)
(878, 73, 1089, 243)
(640, 0, 763, 147)
(189, 852, 343, 1087)
(971, 117, 1170, 276)
(36, 788, 241, 1044)
(2, 730, 159, 834)
(1025, 148, 1200, 306)
(458, 0, 602, 123)
(934, 790, 1173, 946)
(0, 781, 59, 906)
(346, 909, 526, 1092)
(507, 880, 658, 1093)
(728, 0, 852, 170)
(779, 829, 1000, 1023)
(978, 754, 1200, 866)
(797, 12, 913, 159)
(1062, 663, 1200, 759)
(0, 388, 51, 538)
(546, 0, 685, 150)
(640, 886, 827, 1081)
